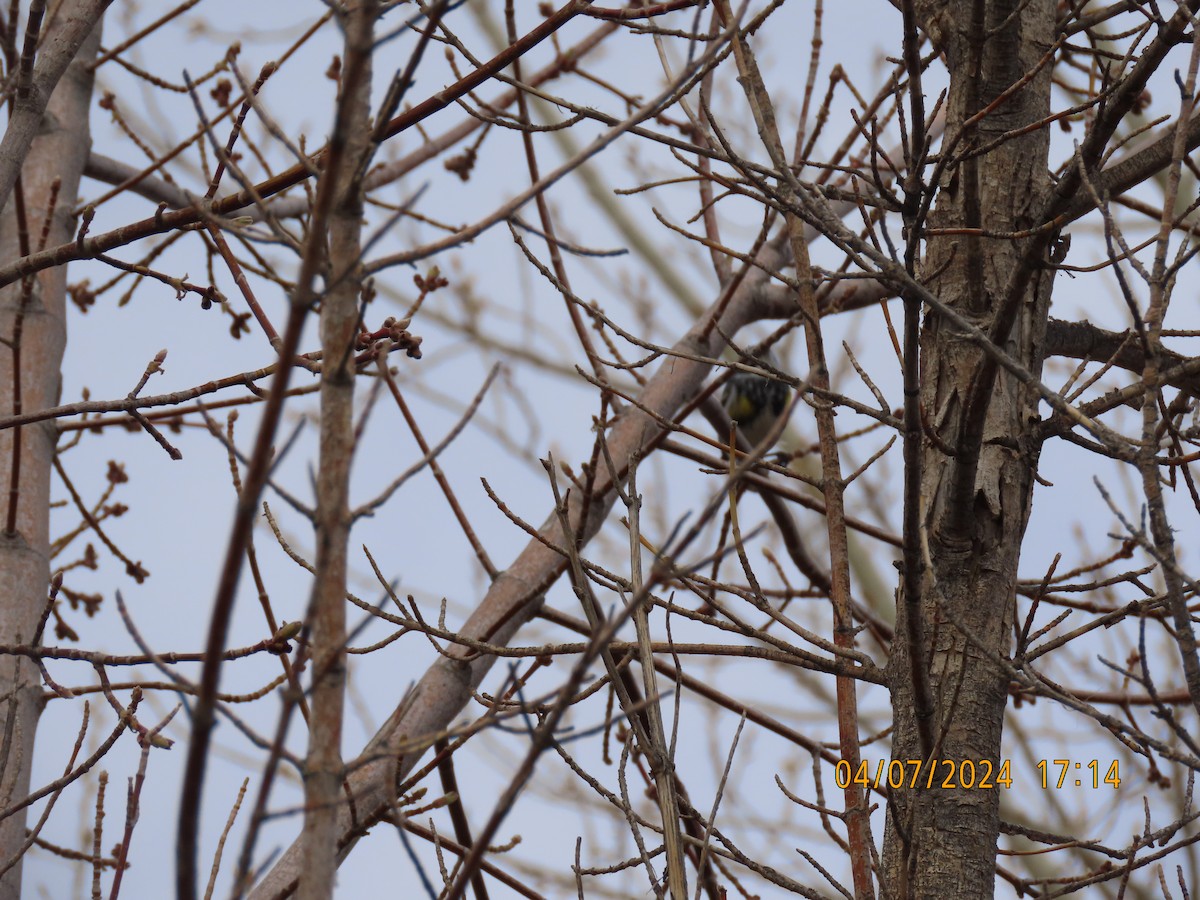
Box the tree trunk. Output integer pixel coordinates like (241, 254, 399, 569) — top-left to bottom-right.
(883, 1, 1055, 895)
(0, 6, 102, 898)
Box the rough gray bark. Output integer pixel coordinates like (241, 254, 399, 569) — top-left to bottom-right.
(0, 6, 102, 898)
(882, 1, 1056, 895)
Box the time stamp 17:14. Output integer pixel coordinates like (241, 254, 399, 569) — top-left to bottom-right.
(834, 759, 1122, 790)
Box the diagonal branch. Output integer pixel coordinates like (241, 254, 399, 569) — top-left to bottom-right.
(246, 221, 789, 900)
(0, 0, 113, 220)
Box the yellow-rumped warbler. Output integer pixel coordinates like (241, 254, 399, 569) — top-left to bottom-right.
(720, 350, 789, 450)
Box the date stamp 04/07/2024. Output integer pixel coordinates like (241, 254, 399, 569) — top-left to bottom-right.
(835, 758, 1122, 791)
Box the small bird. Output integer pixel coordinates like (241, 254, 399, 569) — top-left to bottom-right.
(720, 350, 789, 451)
